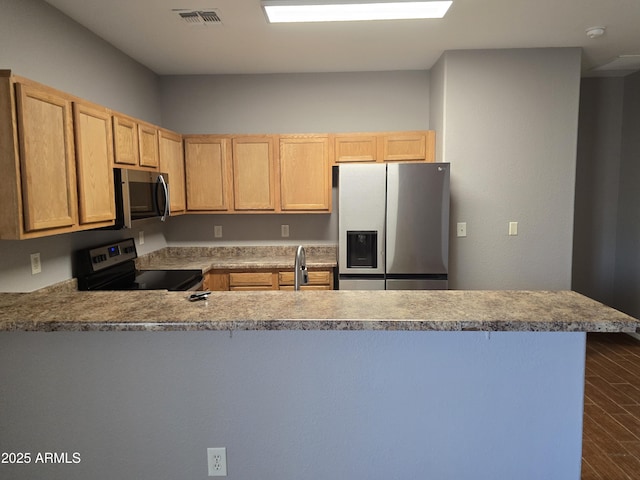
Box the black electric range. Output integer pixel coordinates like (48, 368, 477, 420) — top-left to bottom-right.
(75, 238, 202, 291)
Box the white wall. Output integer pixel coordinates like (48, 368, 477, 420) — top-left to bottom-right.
(0, 0, 165, 292)
(0, 330, 586, 480)
(434, 48, 582, 289)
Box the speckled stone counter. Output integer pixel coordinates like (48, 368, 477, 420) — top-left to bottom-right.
(0, 290, 638, 332)
(135, 245, 337, 272)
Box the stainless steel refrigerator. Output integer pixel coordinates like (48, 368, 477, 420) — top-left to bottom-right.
(338, 163, 450, 290)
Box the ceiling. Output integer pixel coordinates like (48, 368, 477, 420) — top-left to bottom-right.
(43, 0, 640, 76)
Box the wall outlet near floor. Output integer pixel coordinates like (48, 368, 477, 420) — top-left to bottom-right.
(214, 225, 223, 238)
(207, 447, 227, 477)
(30, 253, 41, 275)
(281, 224, 290, 237)
(456, 222, 467, 238)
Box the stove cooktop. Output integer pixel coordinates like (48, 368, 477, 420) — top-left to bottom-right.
(75, 238, 202, 291)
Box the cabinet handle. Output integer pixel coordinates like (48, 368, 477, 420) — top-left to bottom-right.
(157, 174, 170, 221)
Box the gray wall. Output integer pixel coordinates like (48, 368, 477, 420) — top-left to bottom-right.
(572, 71, 640, 320)
(159, 71, 430, 134)
(0, 2, 586, 294)
(160, 71, 429, 247)
(0, 331, 586, 480)
(614, 71, 640, 316)
(434, 48, 581, 289)
(0, 0, 165, 292)
(0, 0, 161, 122)
(572, 78, 624, 306)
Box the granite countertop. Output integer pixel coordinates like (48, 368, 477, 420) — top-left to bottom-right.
(1, 289, 638, 333)
(135, 245, 338, 273)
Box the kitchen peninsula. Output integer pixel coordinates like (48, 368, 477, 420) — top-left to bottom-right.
(1, 289, 638, 480)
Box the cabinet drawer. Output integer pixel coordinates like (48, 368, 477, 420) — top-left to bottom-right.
(230, 286, 276, 291)
(229, 272, 275, 287)
(279, 285, 332, 291)
(278, 270, 332, 286)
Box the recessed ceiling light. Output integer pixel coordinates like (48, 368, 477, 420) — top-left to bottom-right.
(262, 0, 453, 23)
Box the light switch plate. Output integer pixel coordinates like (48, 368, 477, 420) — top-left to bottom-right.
(509, 222, 518, 236)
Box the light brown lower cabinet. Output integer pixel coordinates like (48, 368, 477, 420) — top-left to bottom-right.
(229, 271, 279, 291)
(204, 269, 334, 291)
(278, 270, 333, 290)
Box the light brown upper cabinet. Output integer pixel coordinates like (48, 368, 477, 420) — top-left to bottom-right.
(112, 114, 138, 166)
(113, 113, 159, 170)
(232, 136, 277, 211)
(184, 136, 232, 212)
(159, 129, 186, 215)
(334, 134, 377, 163)
(333, 131, 435, 164)
(381, 131, 435, 162)
(73, 100, 116, 226)
(279, 135, 331, 211)
(14, 82, 77, 234)
(0, 72, 114, 239)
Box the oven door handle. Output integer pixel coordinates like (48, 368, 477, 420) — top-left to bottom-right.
(157, 174, 170, 221)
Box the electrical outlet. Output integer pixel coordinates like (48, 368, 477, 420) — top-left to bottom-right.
(214, 225, 223, 238)
(30, 253, 41, 275)
(281, 224, 290, 237)
(509, 221, 518, 236)
(207, 448, 227, 477)
(139, 231, 145, 245)
(456, 222, 467, 238)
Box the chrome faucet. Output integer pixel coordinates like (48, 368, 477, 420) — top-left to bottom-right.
(294, 245, 309, 291)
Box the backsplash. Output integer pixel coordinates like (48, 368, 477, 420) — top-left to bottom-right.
(136, 244, 337, 269)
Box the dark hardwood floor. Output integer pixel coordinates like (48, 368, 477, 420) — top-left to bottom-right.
(582, 333, 640, 479)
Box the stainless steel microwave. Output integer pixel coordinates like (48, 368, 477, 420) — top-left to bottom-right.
(113, 168, 170, 229)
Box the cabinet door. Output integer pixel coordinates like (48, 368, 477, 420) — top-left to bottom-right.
(184, 136, 231, 211)
(159, 129, 186, 214)
(232, 136, 277, 211)
(280, 136, 331, 211)
(73, 101, 115, 226)
(204, 272, 230, 291)
(113, 114, 139, 166)
(381, 132, 432, 162)
(335, 134, 377, 163)
(15, 83, 77, 232)
(139, 122, 160, 168)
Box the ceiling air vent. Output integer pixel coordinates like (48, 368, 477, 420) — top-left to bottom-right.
(173, 9, 223, 26)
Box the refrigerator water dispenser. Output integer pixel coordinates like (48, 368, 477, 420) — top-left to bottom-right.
(346, 231, 377, 268)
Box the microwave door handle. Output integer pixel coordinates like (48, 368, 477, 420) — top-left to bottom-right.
(157, 174, 170, 221)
